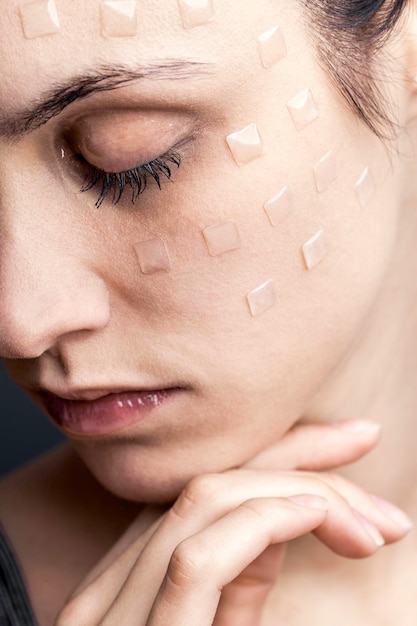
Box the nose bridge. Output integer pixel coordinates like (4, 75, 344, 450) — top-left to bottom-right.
(0, 179, 110, 359)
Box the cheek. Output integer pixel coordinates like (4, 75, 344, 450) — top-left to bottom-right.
(90, 100, 399, 402)
(165, 143, 397, 415)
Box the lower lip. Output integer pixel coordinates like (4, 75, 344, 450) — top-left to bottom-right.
(41, 389, 180, 436)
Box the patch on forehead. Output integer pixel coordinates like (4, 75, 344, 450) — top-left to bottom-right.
(100, 1, 138, 38)
(19, 0, 60, 39)
(257, 25, 287, 69)
(177, 0, 215, 29)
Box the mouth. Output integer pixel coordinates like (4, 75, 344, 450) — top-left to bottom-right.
(39, 387, 184, 437)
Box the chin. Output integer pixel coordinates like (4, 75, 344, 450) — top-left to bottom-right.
(72, 438, 246, 504)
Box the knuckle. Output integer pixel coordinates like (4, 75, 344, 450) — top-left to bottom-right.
(167, 539, 212, 590)
(172, 473, 222, 520)
(240, 497, 271, 523)
(300, 471, 353, 509)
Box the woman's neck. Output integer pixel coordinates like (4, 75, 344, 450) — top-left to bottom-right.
(274, 166, 417, 620)
(305, 156, 417, 512)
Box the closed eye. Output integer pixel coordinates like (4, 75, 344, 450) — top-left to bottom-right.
(79, 150, 182, 208)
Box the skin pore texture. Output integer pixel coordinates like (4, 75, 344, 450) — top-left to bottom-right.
(0, 0, 417, 624)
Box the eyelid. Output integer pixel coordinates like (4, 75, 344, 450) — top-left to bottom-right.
(73, 109, 196, 173)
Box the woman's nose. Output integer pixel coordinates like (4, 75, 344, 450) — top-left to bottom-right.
(0, 225, 110, 360)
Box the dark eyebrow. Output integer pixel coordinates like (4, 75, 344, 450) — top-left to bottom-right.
(0, 60, 211, 141)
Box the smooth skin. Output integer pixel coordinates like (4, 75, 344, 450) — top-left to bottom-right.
(54, 422, 409, 626)
(0, 0, 417, 623)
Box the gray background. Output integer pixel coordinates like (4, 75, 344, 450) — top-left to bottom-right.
(0, 362, 65, 477)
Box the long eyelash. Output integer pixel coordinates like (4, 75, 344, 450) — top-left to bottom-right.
(80, 151, 181, 208)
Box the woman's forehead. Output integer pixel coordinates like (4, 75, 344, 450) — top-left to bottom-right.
(0, 1, 306, 134)
(0, 1, 296, 59)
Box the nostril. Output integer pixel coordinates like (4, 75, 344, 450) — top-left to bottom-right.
(47, 345, 60, 358)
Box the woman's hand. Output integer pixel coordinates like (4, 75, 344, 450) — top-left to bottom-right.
(55, 421, 412, 626)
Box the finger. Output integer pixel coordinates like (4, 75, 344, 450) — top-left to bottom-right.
(213, 543, 287, 626)
(166, 470, 409, 556)
(245, 420, 381, 471)
(98, 470, 407, 625)
(308, 472, 413, 547)
(147, 497, 328, 626)
(56, 508, 167, 626)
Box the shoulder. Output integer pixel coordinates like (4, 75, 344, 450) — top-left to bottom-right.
(0, 442, 136, 566)
(0, 444, 82, 624)
(0, 445, 138, 625)
(0, 443, 73, 536)
(0, 444, 90, 568)
(0, 443, 77, 543)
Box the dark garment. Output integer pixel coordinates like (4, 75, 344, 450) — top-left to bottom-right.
(0, 524, 38, 626)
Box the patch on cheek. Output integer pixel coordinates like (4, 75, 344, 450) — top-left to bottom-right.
(302, 229, 328, 270)
(203, 220, 242, 256)
(264, 186, 294, 226)
(247, 280, 277, 317)
(314, 150, 338, 193)
(19, 0, 60, 39)
(134, 238, 172, 275)
(100, 1, 138, 38)
(287, 88, 319, 130)
(257, 25, 287, 68)
(177, 0, 215, 29)
(226, 124, 264, 166)
(355, 166, 376, 208)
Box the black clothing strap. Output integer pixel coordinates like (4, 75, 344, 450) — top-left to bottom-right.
(0, 524, 38, 626)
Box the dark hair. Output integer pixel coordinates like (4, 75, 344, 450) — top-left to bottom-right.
(301, 0, 410, 138)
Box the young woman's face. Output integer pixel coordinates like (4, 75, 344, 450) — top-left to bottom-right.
(0, 0, 406, 500)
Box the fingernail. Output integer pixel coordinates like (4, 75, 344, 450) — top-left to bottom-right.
(288, 495, 329, 511)
(331, 420, 382, 434)
(371, 496, 414, 531)
(353, 509, 385, 547)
